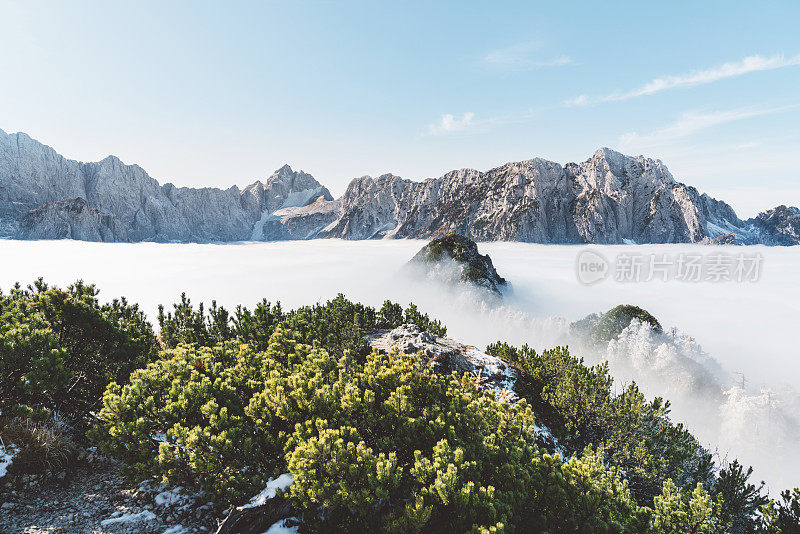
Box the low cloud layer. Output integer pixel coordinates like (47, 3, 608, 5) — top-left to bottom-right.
(1, 239, 798, 492)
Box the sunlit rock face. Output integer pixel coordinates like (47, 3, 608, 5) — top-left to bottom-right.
(1, 128, 795, 245)
(317, 148, 756, 244)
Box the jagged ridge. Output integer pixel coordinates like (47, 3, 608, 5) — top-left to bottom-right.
(0, 129, 332, 242)
(0, 128, 796, 245)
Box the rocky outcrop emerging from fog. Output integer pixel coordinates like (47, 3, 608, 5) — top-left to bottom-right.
(406, 234, 507, 294)
(571, 304, 663, 345)
(1, 128, 796, 245)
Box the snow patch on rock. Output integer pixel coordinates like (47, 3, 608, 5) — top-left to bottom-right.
(241, 473, 294, 510)
(369, 324, 517, 402)
(261, 518, 300, 534)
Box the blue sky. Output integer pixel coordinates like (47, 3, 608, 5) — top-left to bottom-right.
(1, 0, 798, 217)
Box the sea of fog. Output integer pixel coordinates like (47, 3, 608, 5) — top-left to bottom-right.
(1, 239, 798, 493)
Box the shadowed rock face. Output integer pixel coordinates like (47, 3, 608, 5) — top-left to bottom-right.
(407, 234, 507, 294)
(1, 128, 796, 245)
(18, 198, 129, 242)
(746, 205, 800, 246)
(708, 233, 741, 245)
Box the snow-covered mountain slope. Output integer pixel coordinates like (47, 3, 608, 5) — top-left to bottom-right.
(0, 128, 795, 245)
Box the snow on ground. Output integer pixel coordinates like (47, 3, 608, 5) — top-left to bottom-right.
(137, 480, 213, 520)
(464, 346, 517, 396)
(279, 187, 326, 210)
(153, 485, 201, 512)
(261, 518, 300, 534)
(242, 473, 294, 509)
(0, 443, 18, 479)
(100, 510, 158, 526)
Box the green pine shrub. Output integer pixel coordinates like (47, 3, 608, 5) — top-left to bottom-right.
(97, 325, 647, 531)
(487, 342, 714, 504)
(649, 480, 722, 533)
(93, 341, 280, 503)
(714, 460, 769, 533)
(759, 488, 800, 533)
(591, 304, 663, 343)
(3, 279, 795, 532)
(0, 279, 157, 424)
(158, 293, 446, 357)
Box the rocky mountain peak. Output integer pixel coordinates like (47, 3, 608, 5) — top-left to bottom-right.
(0, 130, 336, 242)
(268, 164, 300, 182)
(584, 147, 674, 189)
(592, 146, 627, 164)
(265, 165, 330, 195)
(2, 128, 797, 245)
(267, 164, 296, 182)
(98, 154, 123, 165)
(407, 234, 508, 294)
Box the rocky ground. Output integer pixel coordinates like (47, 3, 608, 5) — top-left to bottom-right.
(368, 323, 517, 400)
(0, 449, 219, 534)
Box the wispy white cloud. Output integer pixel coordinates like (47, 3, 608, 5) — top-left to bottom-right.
(563, 94, 590, 107)
(483, 41, 572, 70)
(619, 105, 797, 148)
(427, 112, 476, 135)
(425, 107, 547, 136)
(566, 53, 800, 106)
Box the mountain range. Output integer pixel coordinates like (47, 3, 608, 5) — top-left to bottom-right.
(1, 128, 797, 245)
